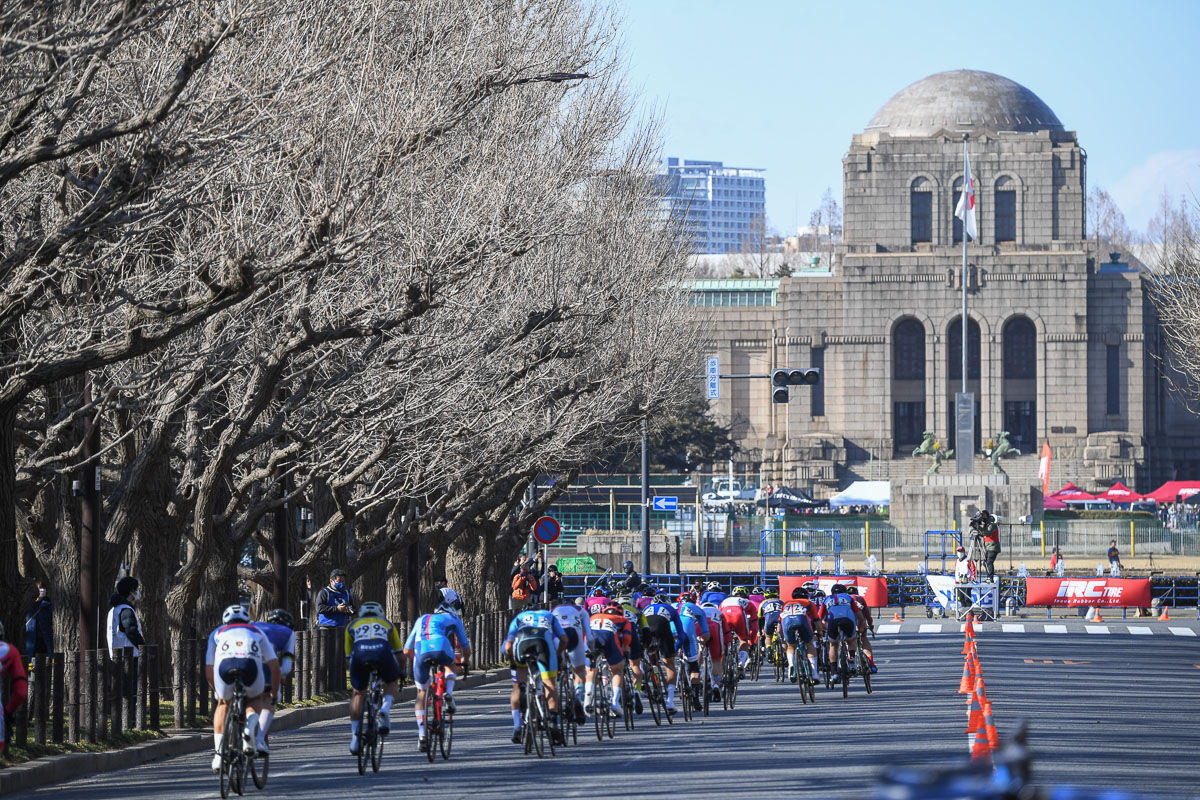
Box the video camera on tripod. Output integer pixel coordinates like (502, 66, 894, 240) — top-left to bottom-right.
(968, 509, 997, 540)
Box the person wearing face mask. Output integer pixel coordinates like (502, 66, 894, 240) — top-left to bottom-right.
(24, 578, 54, 658)
(316, 569, 356, 629)
(107, 576, 146, 698)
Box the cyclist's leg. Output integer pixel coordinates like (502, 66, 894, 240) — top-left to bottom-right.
(210, 660, 237, 769)
(413, 652, 437, 743)
(509, 657, 528, 739)
(348, 654, 373, 751)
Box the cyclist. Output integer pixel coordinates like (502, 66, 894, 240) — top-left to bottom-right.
(845, 586, 877, 673)
(780, 587, 820, 682)
(821, 584, 867, 672)
(0, 621, 29, 755)
(584, 599, 633, 718)
(758, 589, 784, 659)
(719, 586, 756, 675)
(613, 593, 648, 714)
(504, 603, 568, 745)
(252, 609, 296, 743)
(584, 586, 610, 615)
(699, 580, 728, 606)
(641, 592, 685, 715)
(206, 605, 279, 771)
(345, 601, 404, 754)
(549, 588, 590, 723)
(749, 585, 766, 609)
(674, 591, 709, 708)
(698, 600, 725, 703)
(404, 595, 472, 753)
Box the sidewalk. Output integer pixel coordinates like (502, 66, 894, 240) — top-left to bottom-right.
(0, 667, 507, 796)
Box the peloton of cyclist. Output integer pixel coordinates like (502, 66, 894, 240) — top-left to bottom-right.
(845, 586, 877, 673)
(698, 599, 727, 702)
(674, 591, 709, 708)
(821, 584, 867, 670)
(613, 593, 648, 714)
(758, 589, 784, 652)
(585, 599, 634, 718)
(404, 595, 472, 753)
(719, 586, 757, 675)
(780, 587, 820, 682)
(345, 601, 404, 753)
(504, 602, 568, 745)
(252, 609, 296, 745)
(641, 592, 686, 716)
(206, 605, 280, 772)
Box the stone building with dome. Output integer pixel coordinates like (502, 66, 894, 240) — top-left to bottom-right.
(699, 69, 1200, 500)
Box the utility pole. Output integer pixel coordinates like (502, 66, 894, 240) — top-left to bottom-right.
(79, 382, 102, 654)
(640, 418, 650, 575)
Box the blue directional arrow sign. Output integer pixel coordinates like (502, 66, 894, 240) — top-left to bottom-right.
(652, 496, 678, 511)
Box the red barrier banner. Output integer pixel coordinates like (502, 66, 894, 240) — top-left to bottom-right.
(1025, 577, 1151, 607)
(778, 575, 889, 607)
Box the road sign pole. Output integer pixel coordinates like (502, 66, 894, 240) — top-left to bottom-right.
(543, 543, 549, 606)
(641, 418, 650, 576)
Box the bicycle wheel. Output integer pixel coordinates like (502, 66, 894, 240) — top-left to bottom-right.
(646, 667, 663, 726)
(840, 647, 850, 699)
(797, 653, 809, 704)
(860, 649, 873, 695)
(532, 694, 546, 758)
(426, 694, 437, 764)
(219, 731, 234, 799)
(439, 696, 453, 760)
(805, 655, 817, 703)
(702, 654, 711, 717)
(593, 666, 605, 741)
(232, 755, 245, 797)
(250, 743, 268, 790)
(543, 695, 556, 758)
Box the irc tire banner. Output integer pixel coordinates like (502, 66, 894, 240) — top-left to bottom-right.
(778, 576, 888, 607)
(1025, 577, 1151, 608)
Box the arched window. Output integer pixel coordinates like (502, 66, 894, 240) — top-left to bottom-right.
(947, 317, 980, 380)
(952, 178, 964, 244)
(911, 177, 932, 244)
(1003, 317, 1036, 380)
(892, 318, 926, 448)
(1003, 316, 1037, 451)
(995, 176, 1016, 242)
(893, 319, 926, 380)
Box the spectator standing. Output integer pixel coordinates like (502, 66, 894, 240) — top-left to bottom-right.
(953, 546, 974, 610)
(510, 558, 539, 611)
(1107, 539, 1122, 571)
(1050, 547, 1067, 576)
(106, 576, 146, 697)
(543, 564, 565, 600)
(315, 569, 356, 628)
(24, 579, 54, 657)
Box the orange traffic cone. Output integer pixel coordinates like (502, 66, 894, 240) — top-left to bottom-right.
(965, 691, 983, 735)
(973, 668, 988, 707)
(970, 722, 993, 762)
(1090, 608, 1105, 623)
(890, 611, 903, 622)
(957, 658, 973, 694)
(983, 702, 999, 750)
(964, 615, 976, 637)
(1158, 606, 1171, 622)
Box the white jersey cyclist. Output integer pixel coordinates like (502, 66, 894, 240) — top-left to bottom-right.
(550, 599, 591, 668)
(207, 616, 279, 701)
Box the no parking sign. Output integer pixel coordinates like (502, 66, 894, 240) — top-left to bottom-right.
(532, 516, 560, 545)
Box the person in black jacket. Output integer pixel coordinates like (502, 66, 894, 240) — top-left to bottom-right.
(25, 579, 54, 657)
(617, 560, 641, 593)
(315, 569, 356, 628)
(106, 576, 146, 698)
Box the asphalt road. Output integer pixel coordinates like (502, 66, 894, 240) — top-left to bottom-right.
(10, 623, 1199, 800)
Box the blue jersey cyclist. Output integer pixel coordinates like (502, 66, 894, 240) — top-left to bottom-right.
(504, 606, 567, 745)
(403, 596, 472, 753)
(674, 591, 710, 707)
(344, 602, 404, 754)
(821, 584, 866, 670)
(699, 580, 729, 606)
(642, 593, 685, 716)
(251, 608, 296, 745)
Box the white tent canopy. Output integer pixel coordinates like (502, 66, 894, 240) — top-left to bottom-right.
(829, 481, 890, 508)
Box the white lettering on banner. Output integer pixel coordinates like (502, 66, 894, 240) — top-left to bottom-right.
(1056, 580, 1122, 600)
(926, 575, 959, 609)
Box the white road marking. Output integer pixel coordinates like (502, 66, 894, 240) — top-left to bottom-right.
(1002, 624, 1025, 633)
(1127, 626, 1154, 635)
(918, 624, 942, 633)
(1168, 627, 1197, 637)
(876, 624, 901, 634)
(1044, 624, 1068, 633)
(1085, 625, 1110, 634)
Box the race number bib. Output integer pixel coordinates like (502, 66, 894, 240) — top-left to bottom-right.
(590, 618, 618, 634)
(218, 631, 259, 658)
(352, 622, 390, 642)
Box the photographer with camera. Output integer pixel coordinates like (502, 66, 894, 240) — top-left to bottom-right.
(316, 568, 356, 628)
(970, 509, 1001, 580)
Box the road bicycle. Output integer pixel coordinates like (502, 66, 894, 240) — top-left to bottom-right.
(217, 670, 265, 798)
(620, 659, 637, 731)
(795, 644, 817, 704)
(814, 633, 833, 690)
(425, 660, 453, 762)
(642, 643, 672, 726)
(747, 636, 763, 681)
(722, 640, 740, 710)
(771, 635, 787, 683)
(674, 652, 695, 722)
(855, 638, 873, 695)
(520, 653, 556, 758)
(833, 635, 854, 699)
(699, 645, 714, 717)
(586, 650, 616, 741)
(555, 664, 578, 746)
(356, 670, 384, 774)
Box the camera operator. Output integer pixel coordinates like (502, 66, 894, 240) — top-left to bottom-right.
(316, 568, 356, 628)
(970, 510, 1001, 580)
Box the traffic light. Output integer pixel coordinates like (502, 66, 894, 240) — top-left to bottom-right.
(770, 367, 821, 403)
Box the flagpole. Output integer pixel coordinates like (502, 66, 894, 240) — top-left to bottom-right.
(961, 134, 968, 397)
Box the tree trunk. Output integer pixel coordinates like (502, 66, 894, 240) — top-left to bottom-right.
(0, 400, 23, 648)
(444, 525, 520, 615)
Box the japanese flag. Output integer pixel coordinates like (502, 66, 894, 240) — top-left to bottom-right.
(955, 149, 978, 240)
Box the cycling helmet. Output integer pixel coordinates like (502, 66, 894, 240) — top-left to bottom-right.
(792, 587, 809, 599)
(751, 585, 764, 596)
(655, 592, 672, 604)
(811, 589, 826, 599)
(591, 587, 608, 598)
(438, 586, 461, 606)
(266, 608, 294, 628)
(679, 590, 698, 604)
(845, 586, 859, 596)
(222, 604, 250, 624)
(605, 600, 623, 612)
(574, 597, 585, 608)
(706, 580, 721, 592)
(358, 601, 385, 618)
(732, 586, 749, 598)
(436, 597, 464, 617)
(614, 594, 633, 607)
(764, 590, 779, 599)
(830, 584, 847, 595)
(802, 580, 816, 590)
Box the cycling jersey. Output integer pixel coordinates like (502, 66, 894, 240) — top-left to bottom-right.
(0, 642, 28, 752)
(551, 602, 590, 668)
(642, 602, 684, 659)
(674, 601, 707, 660)
(780, 600, 816, 645)
(616, 600, 647, 661)
(759, 598, 784, 637)
(206, 622, 278, 699)
(587, 610, 632, 666)
(584, 595, 610, 615)
(345, 615, 404, 690)
(404, 612, 469, 687)
(635, 595, 654, 611)
(252, 622, 296, 678)
(719, 596, 758, 644)
(699, 590, 728, 606)
(822, 592, 858, 622)
(507, 609, 567, 678)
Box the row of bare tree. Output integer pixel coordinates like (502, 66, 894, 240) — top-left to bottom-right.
(1, 0, 698, 658)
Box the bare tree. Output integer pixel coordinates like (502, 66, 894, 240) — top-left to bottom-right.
(1088, 187, 1141, 256)
(1146, 194, 1200, 409)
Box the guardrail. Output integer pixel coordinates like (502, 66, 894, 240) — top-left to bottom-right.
(2, 610, 516, 753)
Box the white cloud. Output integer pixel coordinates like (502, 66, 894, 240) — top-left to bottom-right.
(1108, 149, 1200, 234)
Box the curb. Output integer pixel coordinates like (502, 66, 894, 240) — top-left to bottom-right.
(0, 668, 506, 796)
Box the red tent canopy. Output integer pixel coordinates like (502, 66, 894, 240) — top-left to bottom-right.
(1096, 481, 1143, 503)
(1143, 480, 1200, 503)
(1043, 496, 1069, 510)
(1049, 482, 1097, 501)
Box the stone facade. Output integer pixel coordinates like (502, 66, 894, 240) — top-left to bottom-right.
(699, 70, 1200, 496)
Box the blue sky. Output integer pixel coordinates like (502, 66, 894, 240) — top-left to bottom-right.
(614, 0, 1200, 236)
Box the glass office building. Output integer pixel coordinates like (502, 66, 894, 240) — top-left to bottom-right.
(658, 158, 766, 254)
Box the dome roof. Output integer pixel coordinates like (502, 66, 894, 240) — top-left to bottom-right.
(865, 70, 1063, 138)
